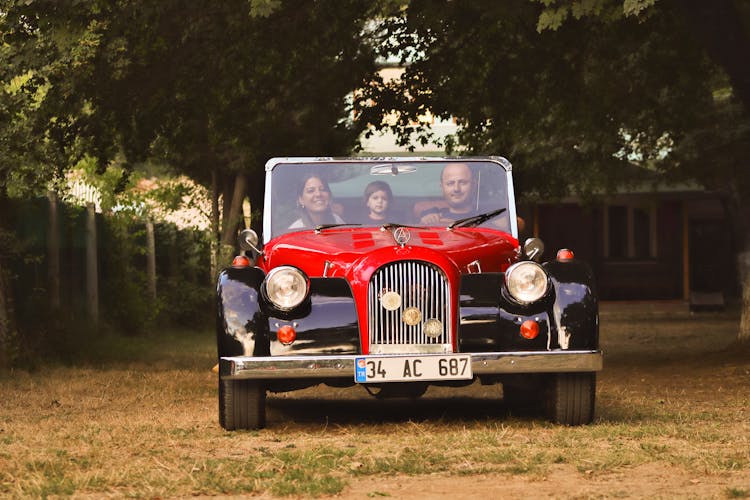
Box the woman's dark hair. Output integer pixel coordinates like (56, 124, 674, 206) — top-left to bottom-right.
(363, 181, 393, 203)
(297, 174, 332, 199)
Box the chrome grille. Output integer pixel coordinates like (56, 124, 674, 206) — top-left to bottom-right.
(367, 261, 452, 354)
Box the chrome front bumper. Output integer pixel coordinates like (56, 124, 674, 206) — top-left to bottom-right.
(220, 350, 603, 380)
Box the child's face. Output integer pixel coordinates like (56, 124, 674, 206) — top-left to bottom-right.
(367, 190, 389, 216)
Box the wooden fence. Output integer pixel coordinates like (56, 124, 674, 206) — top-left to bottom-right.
(7, 194, 212, 333)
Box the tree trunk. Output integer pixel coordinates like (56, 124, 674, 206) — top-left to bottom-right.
(739, 250, 750, 343)
(0, 259, 15, 369)
(146, 219, 156, 301)
(723, 184, 750, 343)
(210, 168, 220, 280)
(737, 192, 750, 343)
(221, 172, 247, 246)
(218, 173, 247, 268)
(246, 173, 265, 235)
(47, 191, 60, 311)
(86, 203, 99, 329)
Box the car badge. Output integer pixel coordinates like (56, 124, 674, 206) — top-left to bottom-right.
(393, 227, 411, 247)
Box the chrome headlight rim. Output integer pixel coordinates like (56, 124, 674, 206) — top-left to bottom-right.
(263, 266, 309, 311)
(504, 261, 549, 305)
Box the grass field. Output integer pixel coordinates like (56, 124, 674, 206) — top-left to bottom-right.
(1, 304, 749, 498)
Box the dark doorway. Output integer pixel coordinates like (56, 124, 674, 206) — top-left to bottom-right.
(689, 219, 730, 310)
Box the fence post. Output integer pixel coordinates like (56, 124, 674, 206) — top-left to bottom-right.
(47, 191, 61, 311)
(146, 219, 157, 301)
(210, 168, 219, 281)
(86, 202, 98, 328)
(0, 260, 11, 368)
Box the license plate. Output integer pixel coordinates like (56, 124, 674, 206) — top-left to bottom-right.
(354, 354, 472, 383)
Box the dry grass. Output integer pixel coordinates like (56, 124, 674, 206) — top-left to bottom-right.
(1, 306, 749, 498)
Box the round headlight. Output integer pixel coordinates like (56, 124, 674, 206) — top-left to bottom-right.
(264, 266, 309, 310)
(505, 261, 549, 304)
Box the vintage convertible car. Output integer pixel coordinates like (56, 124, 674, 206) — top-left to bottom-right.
(217, 157, 602, 429)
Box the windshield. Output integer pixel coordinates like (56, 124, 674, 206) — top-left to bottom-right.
(264, 159, 515, 241)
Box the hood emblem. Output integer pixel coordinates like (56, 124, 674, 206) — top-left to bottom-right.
(393, 227, 411, 246)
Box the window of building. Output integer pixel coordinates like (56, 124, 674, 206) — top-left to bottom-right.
(604, 204, 657, 259)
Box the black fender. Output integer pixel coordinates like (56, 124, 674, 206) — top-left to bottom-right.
(217, 268, 360, 358)
(458, 260, 598, 352)
(543, 259, 599, 350)
(267, 277, 360, 356)
(458, 273, 554, 352)
(216, 267, 270, 358)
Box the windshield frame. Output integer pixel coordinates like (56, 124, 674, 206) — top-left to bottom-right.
(262, 157, 518, 244)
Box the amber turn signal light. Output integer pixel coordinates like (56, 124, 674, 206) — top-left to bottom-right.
(232, 255, 251, 267)
(520, 320, 539, 339)
(277, 324, 297, 345)
(556, 249, 574, 261)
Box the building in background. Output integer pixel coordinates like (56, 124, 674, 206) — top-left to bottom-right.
(526, 187, 734, 306)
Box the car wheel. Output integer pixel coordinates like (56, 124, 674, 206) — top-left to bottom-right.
(219, 378, 266, 430)
(545, 372, 595, 426)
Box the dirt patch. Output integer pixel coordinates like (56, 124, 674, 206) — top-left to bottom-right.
(339, 463, 741, 499)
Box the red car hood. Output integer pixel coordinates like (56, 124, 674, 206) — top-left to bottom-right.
(260, 227, 519, 278)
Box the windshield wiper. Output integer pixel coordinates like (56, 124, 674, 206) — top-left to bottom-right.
(314, 223, 362, 233)
(448, 208, 507, 229)
(380, 222, 423, 230)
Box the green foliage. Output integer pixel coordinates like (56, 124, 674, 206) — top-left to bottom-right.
(153, 224, 213, 328)
(99, 213, 159, 334)
(249, 0, 283, 18)
(4, 0, 395, 364)
(621, 0, 657, 17)
(370, 0, 745, 205)
(0, 73, 55, 200)
(534, 0, 655, 32)
(0, 0, 391, 198)
(536, 5, 572, 31)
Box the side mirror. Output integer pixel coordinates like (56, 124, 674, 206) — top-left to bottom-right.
(523, 237, 544, 262)
(238, 229, 261, 255)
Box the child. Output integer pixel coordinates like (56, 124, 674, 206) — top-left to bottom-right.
(363, 181, 393, 223)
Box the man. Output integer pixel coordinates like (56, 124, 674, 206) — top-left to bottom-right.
(418, 163, 479, 225)
(418, 163, 524, 232)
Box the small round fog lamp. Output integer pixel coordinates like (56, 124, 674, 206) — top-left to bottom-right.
(402, 307, 422, 326)
(380, 291, 402, 311)
(423, 318, 443, 338)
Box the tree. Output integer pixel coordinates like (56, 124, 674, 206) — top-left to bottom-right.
(0, 0, 393, 361)
(537, 0, 750, 342)
(2, 0, 388, 246)
(0, 45, 61, 367)
(368, 0, 750, 342)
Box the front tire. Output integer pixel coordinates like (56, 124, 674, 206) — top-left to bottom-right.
(219, 378, 266, 430)
(545, 372, 596, 426)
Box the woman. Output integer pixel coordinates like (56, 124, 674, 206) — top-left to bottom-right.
(288, 174, 345, 229)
